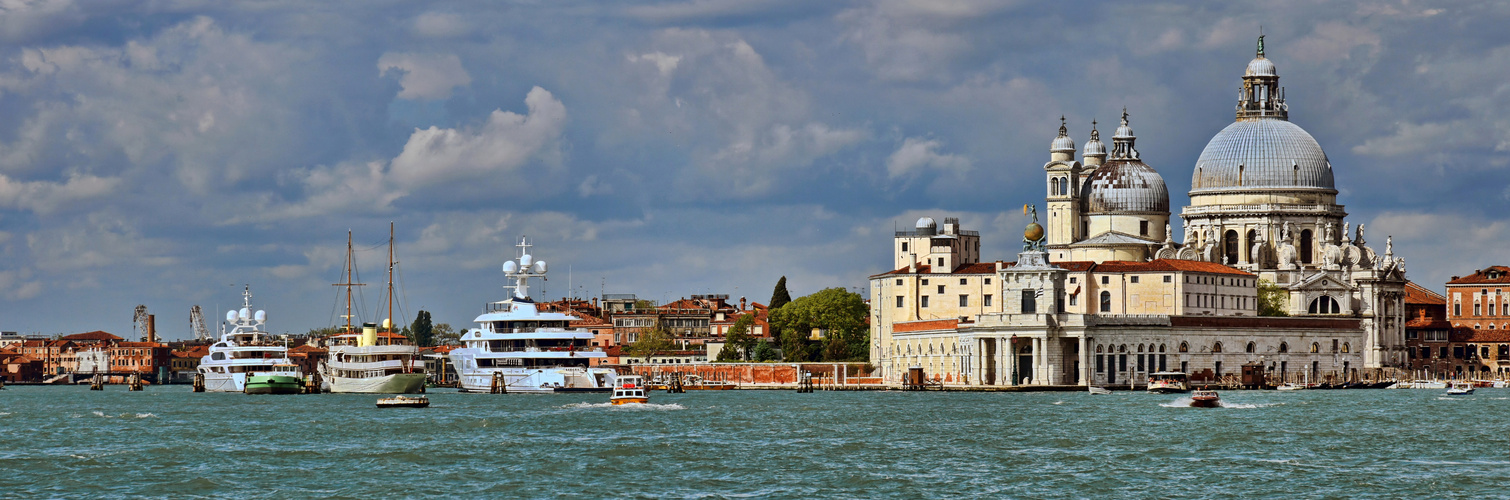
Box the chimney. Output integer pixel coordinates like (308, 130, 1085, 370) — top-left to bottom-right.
(147, 314, 156, 344)
(740, 296, 747, 311)
(995, 261, 1003, 272)
(909, 253, 917, 273)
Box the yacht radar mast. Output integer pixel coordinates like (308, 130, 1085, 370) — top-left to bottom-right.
(502, 236, 548, 302)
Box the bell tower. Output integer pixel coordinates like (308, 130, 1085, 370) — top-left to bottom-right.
(1045, 117, 1082, 258)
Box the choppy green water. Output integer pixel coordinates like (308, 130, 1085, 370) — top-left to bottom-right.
(1, 385, 1505, 498)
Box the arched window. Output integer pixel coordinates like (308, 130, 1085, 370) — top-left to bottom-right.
(1096, 344, 1103, 353)
(1138, 344, 1145, 352)
(1309, 296, 1340, 314)
(1212, 342, 1224, 353)
(1118, 344, 1126, 353)
(1341, 343, 1350, 353)
(1300, 229, 1313, 264)
(1224, 230, 1239, 265)
(1310, 342, 1320, 353)
(1060, 177, 1069, 196)
(1179, 342, 1189, 353)
(1050, 177, 1059, 197)
(1159, 344, 1166, 353)
(1279, 342, 1289, 353)
(1100, 291, 1112, 312)
(1246, 342, 1256, 353)
(1246, 229, 1258, 263)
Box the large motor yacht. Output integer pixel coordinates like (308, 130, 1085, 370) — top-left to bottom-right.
(199, 286, 303, 393)
(449, 237, 615, 394)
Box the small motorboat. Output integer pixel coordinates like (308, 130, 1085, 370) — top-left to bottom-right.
(1276, 383, 1306, 391)
(1087, 386, 1112, 395)
(1147, 372, 1191, 394)
(376, 395, 430, 408)
(1445, 382, 1475, 395)
(611, 375, 649, 405)
(1189, 390, 1221, 408)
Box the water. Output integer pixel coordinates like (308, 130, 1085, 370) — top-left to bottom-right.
(2, 386, 1506, 498)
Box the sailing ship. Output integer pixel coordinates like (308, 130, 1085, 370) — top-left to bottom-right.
(448, 237, 617, 393)
(318, 224, 426, 394)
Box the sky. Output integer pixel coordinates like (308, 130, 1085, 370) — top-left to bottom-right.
(2, 0, 1507, 340)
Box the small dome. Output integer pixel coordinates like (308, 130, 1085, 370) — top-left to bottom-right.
(915, 217, 936, 229)
(1246, 57, 1276, 77)
(1050, 117, 1075, 152)
(1051, 135, 1076, 152)
(1083, 122, 1106, 156)
(1082, 160, 1170, 214)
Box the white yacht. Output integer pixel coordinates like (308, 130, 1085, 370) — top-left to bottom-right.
(449, 237, 616, 394)
(198, 286, 303, 393)
(318, 226, 426, 394)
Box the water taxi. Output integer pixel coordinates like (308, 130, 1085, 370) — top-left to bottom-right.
(1087, 386, 1112, 395)
(244, 364, 304, 394)
(611, 375, 648, 405)
(1147, 371, 1190, 394)
(376, 395, 430, 408)
(1276, 383, 1307, 391)
(1189, 390, 1221, 408)
(1446, 382, 1475, 395)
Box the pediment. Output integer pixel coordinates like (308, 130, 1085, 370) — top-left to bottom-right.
(1288, 272, 1351, 292)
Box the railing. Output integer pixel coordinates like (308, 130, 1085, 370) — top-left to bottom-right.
(484, 347, 604, 353)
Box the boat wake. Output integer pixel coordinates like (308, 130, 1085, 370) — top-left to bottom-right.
(562, 402, 685, 411)
(83, 411, 158, 419)
(1159, 397, 1277, 409)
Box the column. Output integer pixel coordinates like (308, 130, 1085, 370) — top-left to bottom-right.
(1032, 338, 1043, 385)
(1004, 338, 1015, 386)
(1078, 336, 1089, 386)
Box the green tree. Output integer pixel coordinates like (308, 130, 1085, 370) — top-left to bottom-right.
(626, 321, 676, 361)
(769, 276, 792, 311)
(303, 326, 344, 338)
(715, 313, 756, 361)
(432, 323, 460, 344)
(751, 339, 778, 362)
(408, 310, 434, 347)
(1257, 279, 1289, 317)
(767, 287, 869, 362)
(634, 299, 657, 310)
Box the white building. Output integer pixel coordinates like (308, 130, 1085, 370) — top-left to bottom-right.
(870, 36, 1409, 387)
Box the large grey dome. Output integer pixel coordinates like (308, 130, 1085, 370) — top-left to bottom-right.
(1191, 118, 1333, 193)
(1082, 160, 1170, 214)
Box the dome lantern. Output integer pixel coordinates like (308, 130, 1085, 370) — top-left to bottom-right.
(1237, 35, 1286, 120)
(1083, 120, 1106, 158)
(1109, 109, 1139, 160)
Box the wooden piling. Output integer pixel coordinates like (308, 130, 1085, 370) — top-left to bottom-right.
(192, 373, 205, 392)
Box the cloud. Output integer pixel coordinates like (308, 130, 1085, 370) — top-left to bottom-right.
(886, 137, 971, 177)
(266, 86, 569, 220)
(412, 12, 470, 38)
(378, 52, 473, 100)
(1288, 22, 1381, 63)
(390, 86, 566, 186)
(0, 172, 119, 215)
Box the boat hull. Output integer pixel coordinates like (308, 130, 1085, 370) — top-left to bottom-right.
(1189, 397, 1221, 408)
(1148, 387, 1189, 394)
(455, 366, 617, 394)
(328, 373, 426, 394)
(245, 375, 302, 394)
(610, 397, 649, 405)
(377, 396, 430, 408)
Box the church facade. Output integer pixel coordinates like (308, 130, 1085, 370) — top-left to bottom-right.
(869, 37, 1411, 387)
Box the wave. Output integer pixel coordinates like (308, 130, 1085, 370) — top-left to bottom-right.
(562, 402, 685, 410)
(86, 410, 158, 419)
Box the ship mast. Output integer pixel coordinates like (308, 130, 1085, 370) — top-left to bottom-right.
(386, 221, 395, 337)
(332, 230, 365, 334)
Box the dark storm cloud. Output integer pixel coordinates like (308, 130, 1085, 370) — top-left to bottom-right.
(0, 0, 1503, 337)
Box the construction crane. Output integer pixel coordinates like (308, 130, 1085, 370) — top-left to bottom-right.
(133, 305, 150, 342)
(189, 305, 210, 341)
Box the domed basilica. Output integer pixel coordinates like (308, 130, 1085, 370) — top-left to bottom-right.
(869, 37, 1410, 388)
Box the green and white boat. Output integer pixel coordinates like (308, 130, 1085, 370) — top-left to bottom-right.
(244, 364, 304, 394)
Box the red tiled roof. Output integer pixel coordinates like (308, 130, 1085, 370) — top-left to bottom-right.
(114, 342, 165, 348)
(289, 344, 327, 354)
(893, 319, 959, 333)
(1447, 266, 1510, 285)
(1464, 329, 1510, 342)
(1405, 281, 1446, 305)
(1406, 318, 1453, 329)
(60, 331, 123, 341)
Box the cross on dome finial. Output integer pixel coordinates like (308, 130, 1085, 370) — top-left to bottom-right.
(1090, 119, 1100, 140)
(1058, 115, 1068, 136)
